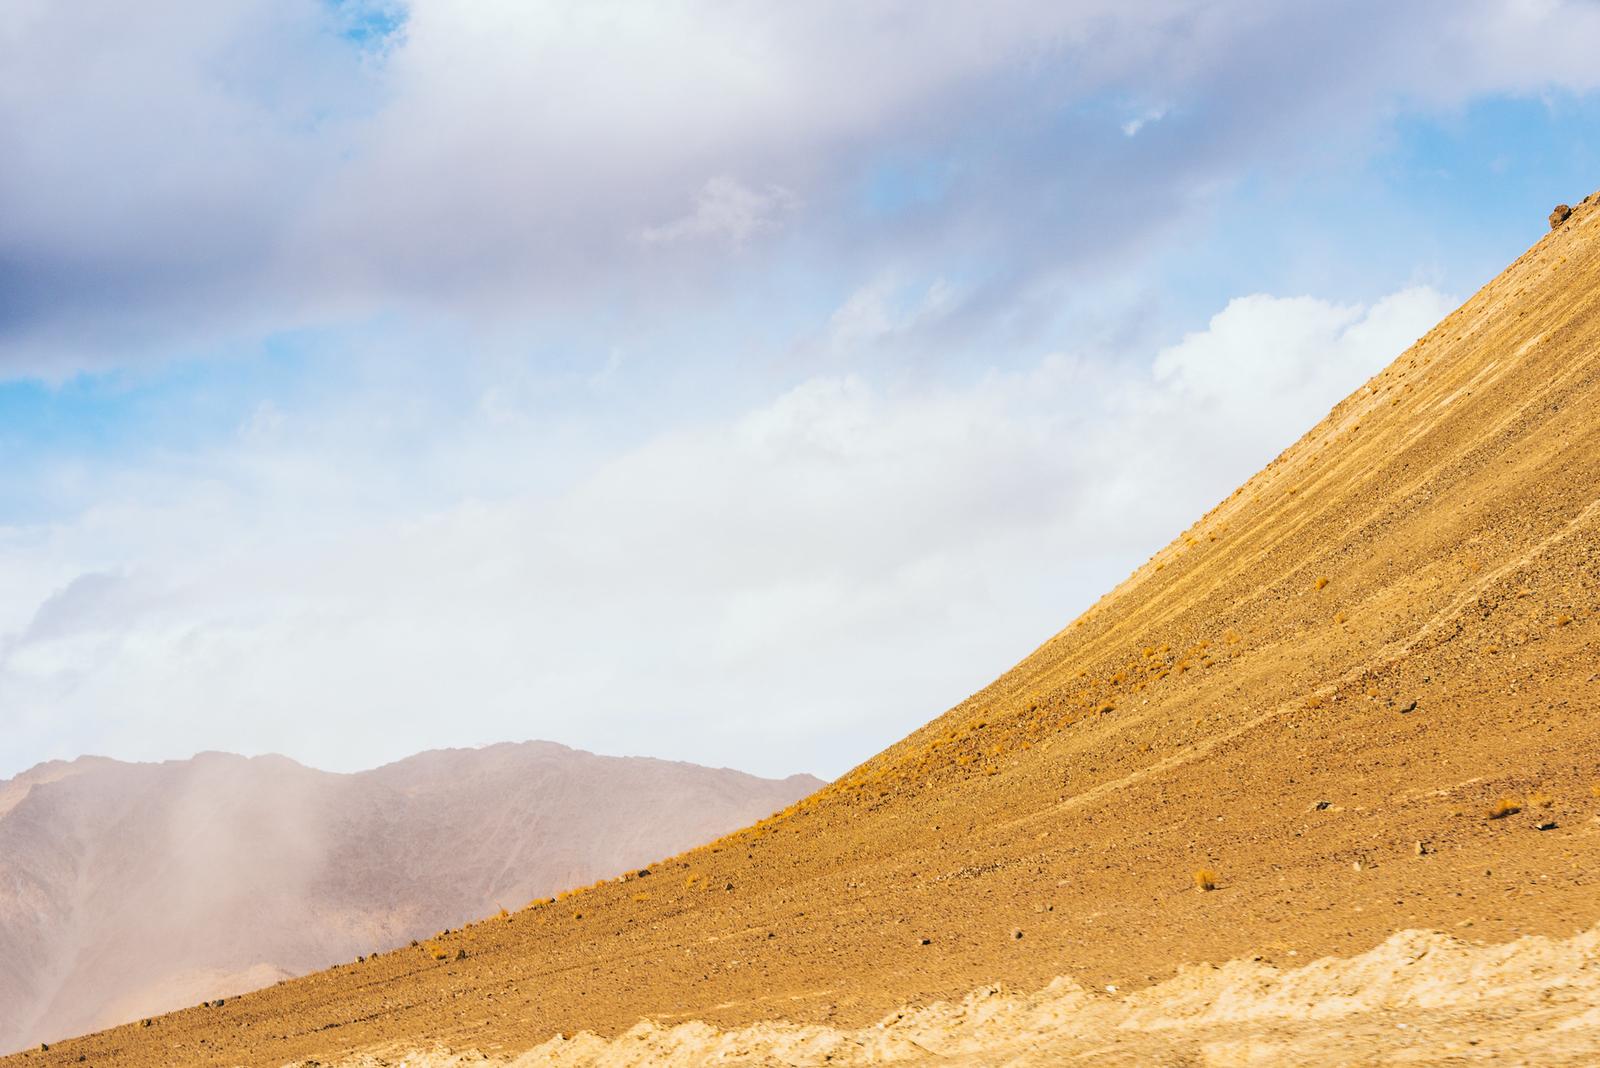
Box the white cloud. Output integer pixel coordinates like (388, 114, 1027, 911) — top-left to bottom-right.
(640, 177, 798, 247)
(1121, 105, 1169, 137)
(0, 285, 1454, 781)
(827, 276, 963, 352)
(0, 0, 1592, 369)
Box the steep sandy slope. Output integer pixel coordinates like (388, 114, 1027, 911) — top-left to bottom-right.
(0, 745, 820, 1053)
(10, 192, 1600, 1067)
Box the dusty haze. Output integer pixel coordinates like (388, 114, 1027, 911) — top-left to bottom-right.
(0, 743, 821, 1053)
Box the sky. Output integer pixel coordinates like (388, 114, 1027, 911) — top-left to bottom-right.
(3, 0, 1600, 782)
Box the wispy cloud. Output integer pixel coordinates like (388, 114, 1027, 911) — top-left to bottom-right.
(640, 177, 799, 247)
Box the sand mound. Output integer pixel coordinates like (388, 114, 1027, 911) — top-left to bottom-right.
(319, 922, 1600, 1067)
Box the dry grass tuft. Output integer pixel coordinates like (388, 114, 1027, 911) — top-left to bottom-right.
(1192, 869, 1217, 892)
(1527, 790, 1555, 809)
(1488, 796, 1522, 820)
(1315, 576, 1330, 590)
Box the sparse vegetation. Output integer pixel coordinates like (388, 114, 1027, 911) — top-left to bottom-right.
(1528, 790, 1554, 809)
(1193, 869, 1217, 892)
(1489, 796, 1522, 820)
(1315, 576, 1330, 590)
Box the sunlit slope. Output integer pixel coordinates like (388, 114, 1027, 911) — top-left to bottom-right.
(15, 194, 1600, 1067)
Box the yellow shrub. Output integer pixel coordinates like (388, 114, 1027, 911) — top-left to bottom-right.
(1488, 797, 1522, 820)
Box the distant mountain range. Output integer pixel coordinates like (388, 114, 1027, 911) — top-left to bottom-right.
(0, 743, 821, 1051)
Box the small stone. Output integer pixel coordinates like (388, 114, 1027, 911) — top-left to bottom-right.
(1311, 800, 1332, 811)
(1550, 204, 1573, 229)
(142, 1018, 152, 1028)
(1012, 928, 1024, 939)
(1398, 700, 1417, 714)
(455, 948, 468, 960)
(1352, 860, 1364, 871)
(920, 937, 932, 945)
(1415, 841, 1428, 855)
(1535, 821, 1558, 831)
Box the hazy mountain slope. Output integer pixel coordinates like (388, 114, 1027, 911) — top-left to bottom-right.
(0, 745, 821, 1053)
(14, 193, 1600, 1067)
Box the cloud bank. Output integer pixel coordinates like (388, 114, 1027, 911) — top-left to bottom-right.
(0, 286, 1453, 779)
(0, 0, 1595, 372)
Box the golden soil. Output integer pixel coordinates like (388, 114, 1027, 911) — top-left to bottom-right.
(10, 194, 1600, 1067)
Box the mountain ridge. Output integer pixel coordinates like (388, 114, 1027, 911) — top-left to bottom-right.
(0, 743, 822, 1053)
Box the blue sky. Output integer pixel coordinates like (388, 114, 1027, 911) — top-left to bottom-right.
(3, 1, 1599, 781)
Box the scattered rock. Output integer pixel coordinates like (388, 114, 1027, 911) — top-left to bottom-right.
(1311, 800, 1332, 811)
(455, 948, 468, 961)
(141, 1018, 152, 1028)
(920, 938, 932, 945)
(1398, 700, 1418, 714)
(1550, 204, 1573, 229)
(1012, 928, 1024, 940)
(1535, 821, 1558, 831)
(1415, 841, 1428, 856)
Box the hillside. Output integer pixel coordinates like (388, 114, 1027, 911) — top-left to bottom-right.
(0, 745, 821, 1053)
(10, 191, 1600, 1066)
